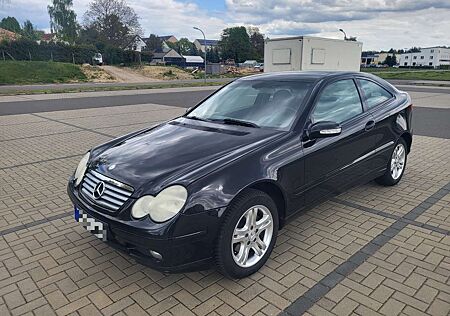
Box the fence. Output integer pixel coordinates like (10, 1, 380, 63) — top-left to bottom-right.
(0, 39, 153, 65)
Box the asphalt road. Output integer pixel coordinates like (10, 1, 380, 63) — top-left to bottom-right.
(1, 85, 449, 139)
(0, 78, 233, 92)
(0, 78, 449, 92)
(0, 90, 211, 116)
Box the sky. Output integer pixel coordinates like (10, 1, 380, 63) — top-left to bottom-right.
(1, 0, 450, 51)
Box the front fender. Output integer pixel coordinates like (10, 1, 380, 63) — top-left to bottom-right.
(182, 133, 303, 218)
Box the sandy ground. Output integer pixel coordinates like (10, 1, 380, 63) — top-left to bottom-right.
(135, 66, 196, 80)
(80, 64, 116, 82)
(101, 65, 157, 83)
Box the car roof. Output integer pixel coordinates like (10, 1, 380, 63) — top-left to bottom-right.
(239, 71, 368, 82)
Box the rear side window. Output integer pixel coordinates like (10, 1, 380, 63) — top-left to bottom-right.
(358, 79, 393, 109)
(311, 79, 363, 124)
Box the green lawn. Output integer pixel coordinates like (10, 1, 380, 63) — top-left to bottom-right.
(0, 61, 87, 85)
(362, 68, 450, 81)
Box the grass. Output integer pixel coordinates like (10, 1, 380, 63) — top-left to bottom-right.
(362, 68, 450, 81)
(0, 61, 88, 85)
(0, 81, 225, 96)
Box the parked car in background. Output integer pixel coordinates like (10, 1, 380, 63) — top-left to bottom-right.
(92, 53, 103, 66)
(254, 63, 264, 72)
(68, 71, 413, 278)
(241, 60, 258, 67)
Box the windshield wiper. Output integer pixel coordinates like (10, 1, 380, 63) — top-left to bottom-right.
(186, 115, 209, 122)
(216, 118, 260, 128)
(187, 116, 259, 128)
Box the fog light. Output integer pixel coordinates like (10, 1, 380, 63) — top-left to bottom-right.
(149, 250, 162, 260)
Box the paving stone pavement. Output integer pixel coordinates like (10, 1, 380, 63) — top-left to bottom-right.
(0, 103, 449, 316)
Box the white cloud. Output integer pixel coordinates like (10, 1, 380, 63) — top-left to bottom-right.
(1, 0, 449, 50)
(127, 0, 227, 40)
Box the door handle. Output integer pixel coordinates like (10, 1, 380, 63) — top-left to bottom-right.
(365, 120, 375, 131)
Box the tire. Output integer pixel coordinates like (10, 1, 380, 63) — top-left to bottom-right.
(376, 138, 407, 186)
(215, 189, 279, 278)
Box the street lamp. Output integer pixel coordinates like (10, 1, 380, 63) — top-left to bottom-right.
(193, 26, 207, 83)
(339, 28, 347, 40)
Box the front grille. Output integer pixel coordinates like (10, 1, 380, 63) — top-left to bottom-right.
(80, 170, 133, 212)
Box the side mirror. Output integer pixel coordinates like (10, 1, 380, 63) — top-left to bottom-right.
(308, 121, 342, 139)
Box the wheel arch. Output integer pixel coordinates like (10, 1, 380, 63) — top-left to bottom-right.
(400, 132, 412, 153)
(245, 180, 287, 229)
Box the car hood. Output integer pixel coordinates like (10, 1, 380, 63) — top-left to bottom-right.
(89, 117, 284, 196)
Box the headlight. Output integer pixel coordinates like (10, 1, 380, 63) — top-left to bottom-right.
(131, 185, 188, 222)
(74, 152, 90, 187)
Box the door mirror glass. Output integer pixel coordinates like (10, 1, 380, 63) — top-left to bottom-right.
(308, 121, 342, 139)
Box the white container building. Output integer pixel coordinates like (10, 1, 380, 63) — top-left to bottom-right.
(264, 36, 363, 73)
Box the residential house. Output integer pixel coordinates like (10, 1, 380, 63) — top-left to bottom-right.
(151, 49, 184, 66)
(151, 50, 205, 68)
(124, 35, 147, 52)
(0, 28, 20, 41)
(194, 39, 219, 53)
(41, 33, 56, 42)
(159, 35, 178, 44)
(159, 35, 178, 52)
(399, 47, 450, 68)
(37, 33, 70, 45)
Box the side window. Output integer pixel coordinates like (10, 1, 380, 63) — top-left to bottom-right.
(358, 79, 393, 109)
(311, 79, 363, 124)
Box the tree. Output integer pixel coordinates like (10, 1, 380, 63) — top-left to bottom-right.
(21, 20, 39, 41)
(83, 0, 142, 47)
(218, 26, 252, 63)
(247, 27, 264, 61)
(78, 25, 101, 46)
(206, 47, 220, 63)
(144, 34, 162, 52)
(383, 54, 397, 67)
(101, 14, 130, 47)
(177, 38, 195, 55)
(48, 0, 79, 43)
(0, 16, 21, 33)
(407, 47, 421, 53)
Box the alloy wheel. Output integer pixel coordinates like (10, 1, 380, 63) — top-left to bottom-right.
(231, 205, 273, 268)
(391, 143, 406, 180)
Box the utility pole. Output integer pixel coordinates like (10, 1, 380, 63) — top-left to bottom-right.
(193, 27, 207, 83)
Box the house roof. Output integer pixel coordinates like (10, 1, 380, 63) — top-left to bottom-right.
(153, 49, 183, 59)
(164, 49, 182, 58)
(183, 55, 204, 63)
(196, 39, 218, 46)
(124, 35, 146, 49)
(152, 52, 166, 59)
(159, 35, 176, 41)
(0, 28, 20, 41)
(41, 33, 56, 41)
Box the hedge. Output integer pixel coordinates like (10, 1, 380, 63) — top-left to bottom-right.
(0, 39, 152, 65)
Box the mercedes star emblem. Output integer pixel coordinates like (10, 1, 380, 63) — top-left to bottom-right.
(93, 181, 106, 199)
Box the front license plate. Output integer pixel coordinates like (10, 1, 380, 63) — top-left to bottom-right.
(74, 206, 107, 241)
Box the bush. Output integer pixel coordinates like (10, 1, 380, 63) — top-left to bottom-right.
(162, 69, 176, 78)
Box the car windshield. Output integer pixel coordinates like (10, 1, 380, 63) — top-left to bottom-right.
(186, 79, 313, 130)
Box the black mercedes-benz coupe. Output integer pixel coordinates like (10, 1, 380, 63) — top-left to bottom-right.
(68, 71, 412, 278)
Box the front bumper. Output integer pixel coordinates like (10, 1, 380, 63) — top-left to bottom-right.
(67, 181, 221, 273)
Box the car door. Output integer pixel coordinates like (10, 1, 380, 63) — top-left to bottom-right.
(356, 78, 397, 172)
(301, 78, 377, 205)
